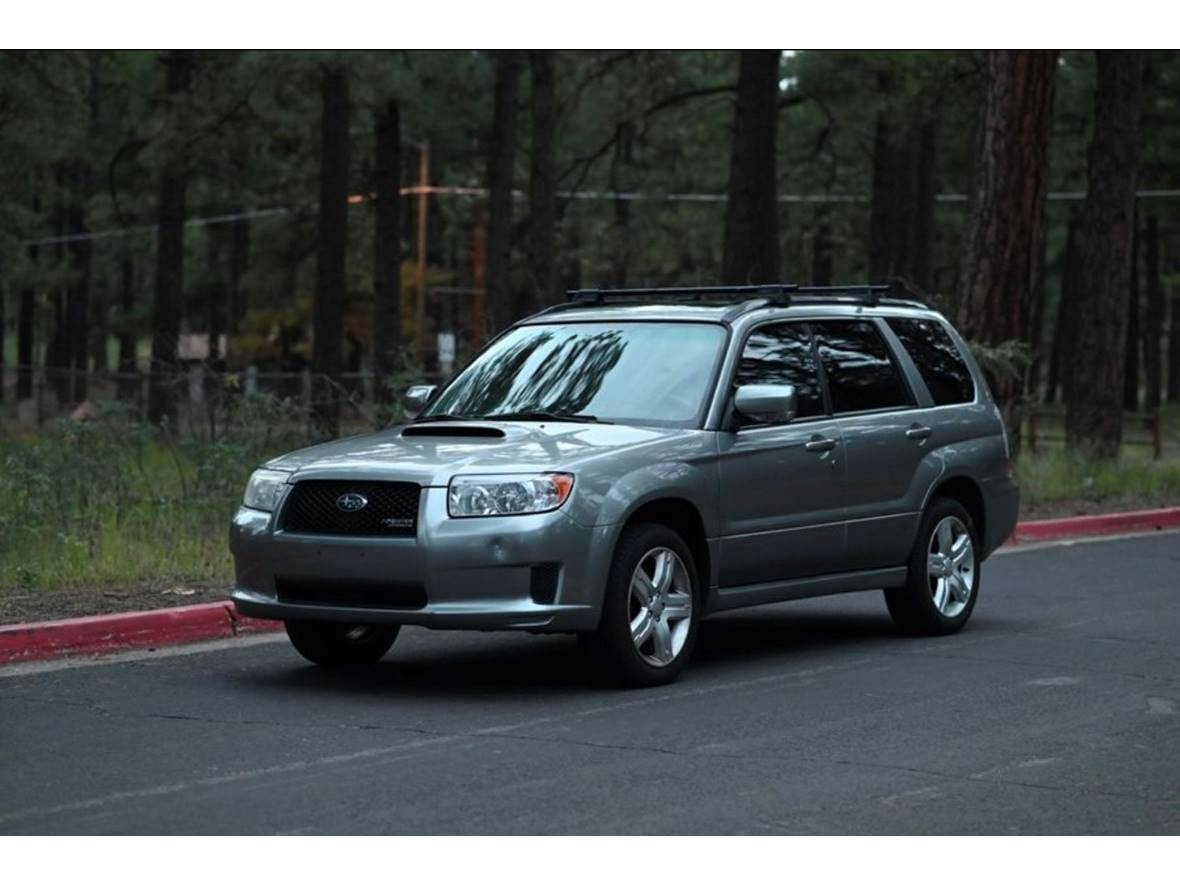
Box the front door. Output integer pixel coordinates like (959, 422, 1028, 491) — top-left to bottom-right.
(716, 321, 847, 588)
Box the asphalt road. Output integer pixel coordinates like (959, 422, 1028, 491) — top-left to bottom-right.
(2, 533, 1179, 834)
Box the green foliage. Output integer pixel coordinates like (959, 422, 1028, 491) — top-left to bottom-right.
(1017, 448, 1180, 509)
(0, 400, 314, 593)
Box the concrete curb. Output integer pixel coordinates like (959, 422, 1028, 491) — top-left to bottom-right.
(3, 505, 1179, 665)
(0, 601, 280, 665)
(1009, 506, 1180, 545)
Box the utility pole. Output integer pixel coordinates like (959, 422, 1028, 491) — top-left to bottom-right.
(414, 142, 430, 363)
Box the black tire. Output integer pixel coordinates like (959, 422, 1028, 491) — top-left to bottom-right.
(580, 522, 701, 688)
(284, 620, 400, 667)
(885, 497, 981, 635)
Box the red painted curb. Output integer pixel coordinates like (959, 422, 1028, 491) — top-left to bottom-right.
(0, 601, 280, 665)
(2, 506, 1178, 666)
(1010, 506, 1180, 545)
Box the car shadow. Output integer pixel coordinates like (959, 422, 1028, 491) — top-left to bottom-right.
(232, 602, 1023, 702)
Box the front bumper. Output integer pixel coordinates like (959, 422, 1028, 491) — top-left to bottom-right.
(229, 486, 612, 633)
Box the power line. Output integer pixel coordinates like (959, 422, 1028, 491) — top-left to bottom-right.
(18, 186, 1180, 248)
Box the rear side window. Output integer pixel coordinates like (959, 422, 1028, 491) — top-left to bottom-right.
(735, 322, 824, 419)
(811, 320, 913, 414)
(886, 318, 975, 406)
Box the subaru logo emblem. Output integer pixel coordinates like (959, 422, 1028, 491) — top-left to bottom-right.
(335, 492, 368, 513)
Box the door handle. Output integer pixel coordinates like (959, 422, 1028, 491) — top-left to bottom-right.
(804, 436, 837, 453)
(905, 424, 932, 441)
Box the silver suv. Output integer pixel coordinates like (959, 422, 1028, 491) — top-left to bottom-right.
(231, 284, 1020, 686)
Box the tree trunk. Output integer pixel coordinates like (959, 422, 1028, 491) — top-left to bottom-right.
(1065, 51, 1145, 459)
(310, 64, 351, 439)
(1122, 219, 1140, 411)
(811, 205, 833, 286)
(721, 50, 781, 285)
(17, 284, 35, 401)
(955, 50, 1058, 448)
(148, 50, 194, 428)
(486, 51, 521, 333)
(66, 183, 92, 403)
(1142, 214, 1163, 412)
(372, 96, 402, 415)
(527, 50, 558, 311)
(117, 251, 138, 402)
(1169, 294, 1180, 404)
(46, 184, 70, 403)
(1046, 209, 1081, 403)
(868, 72, 900, 281)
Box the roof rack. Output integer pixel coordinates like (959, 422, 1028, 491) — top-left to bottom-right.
(565, 282, 893, 308)
(567, 284, 796, 305)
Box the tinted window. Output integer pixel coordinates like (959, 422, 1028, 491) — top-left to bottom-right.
(423, 322, 726, 428)
(811, 320, 912, 413)
(734, 322, 824, 419)
(886, 318, 975, 405)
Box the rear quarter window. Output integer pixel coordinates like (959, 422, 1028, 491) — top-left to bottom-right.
(886, 318, 976, 406)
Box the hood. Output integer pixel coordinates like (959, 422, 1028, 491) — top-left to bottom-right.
(264, 420, 699, 487)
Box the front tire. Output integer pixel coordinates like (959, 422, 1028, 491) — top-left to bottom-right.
(885, 497, 980, 635)
(580, 523, 701, 688)
(284, 620, 400, 667)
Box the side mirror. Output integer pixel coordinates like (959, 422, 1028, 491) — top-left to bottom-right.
(733, 384, 797, 426)
(403, 384, 438, 420)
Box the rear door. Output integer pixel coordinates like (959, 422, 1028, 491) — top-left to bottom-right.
(809, 319, 925, 571)
(715, 321, 847, 588)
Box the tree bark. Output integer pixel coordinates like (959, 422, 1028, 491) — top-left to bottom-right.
(721, 50, 781, 285)
(527, 50, 558, 311)
(373, 96, 402, 414)
(117, 251, 138, 402)
(1065, 51, 1145, 459)
(1169, 294, 1180, 404)
(955, 50, 1058, 447)
(17, 237, 36, 401)
(486, 51, 522, 333)
(148, 50, 194, 428)
(1046, 209, 1081, 403)
(66, 180, 92, 402)
(1142, 214, 1163, 412)
(311, 64, 351, 439)
(1122, 219, 1140, 411)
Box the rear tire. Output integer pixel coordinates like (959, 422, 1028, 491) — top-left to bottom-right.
(885, 497, 980, 635)
(284, 620, 400, 667)
(580, 522, 701, 688)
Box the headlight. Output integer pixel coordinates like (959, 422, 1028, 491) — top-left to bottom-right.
(448, 473, 574, 518)
(243, 468, 290, 512)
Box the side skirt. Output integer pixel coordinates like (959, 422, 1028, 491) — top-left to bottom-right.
(705, 566, 908, 616)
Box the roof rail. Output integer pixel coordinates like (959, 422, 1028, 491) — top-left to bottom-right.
(567, 284, 796, 305)
(565, 282, 894, 308)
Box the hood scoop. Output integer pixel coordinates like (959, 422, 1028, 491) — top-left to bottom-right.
(401, 424, 506, 439)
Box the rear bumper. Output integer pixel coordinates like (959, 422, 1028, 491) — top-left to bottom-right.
(980, 474, 1020, 558)
(229, 487, 612, 633)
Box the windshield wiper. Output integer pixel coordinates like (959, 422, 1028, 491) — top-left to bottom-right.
(482, 410, 611, 424)
(413, 413, 469, 423)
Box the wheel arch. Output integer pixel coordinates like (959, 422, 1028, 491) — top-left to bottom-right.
(924, 474, 987, 554)
(617, 497, 712, 601)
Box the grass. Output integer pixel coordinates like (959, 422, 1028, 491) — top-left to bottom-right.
(1016, 448, 1180, 515)
(0, 396, 313, 600)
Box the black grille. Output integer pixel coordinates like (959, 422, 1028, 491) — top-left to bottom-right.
(276, 578, 427, 610)
(279, 480, 421, 537)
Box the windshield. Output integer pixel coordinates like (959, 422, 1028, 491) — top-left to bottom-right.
(422, 321, 727, 428)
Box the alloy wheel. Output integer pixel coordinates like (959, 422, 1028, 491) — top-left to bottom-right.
(927, 515, 975, 617)
(628, 547, 694, 667)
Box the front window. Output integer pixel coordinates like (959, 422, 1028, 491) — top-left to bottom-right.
(422, 321, 727, 428)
